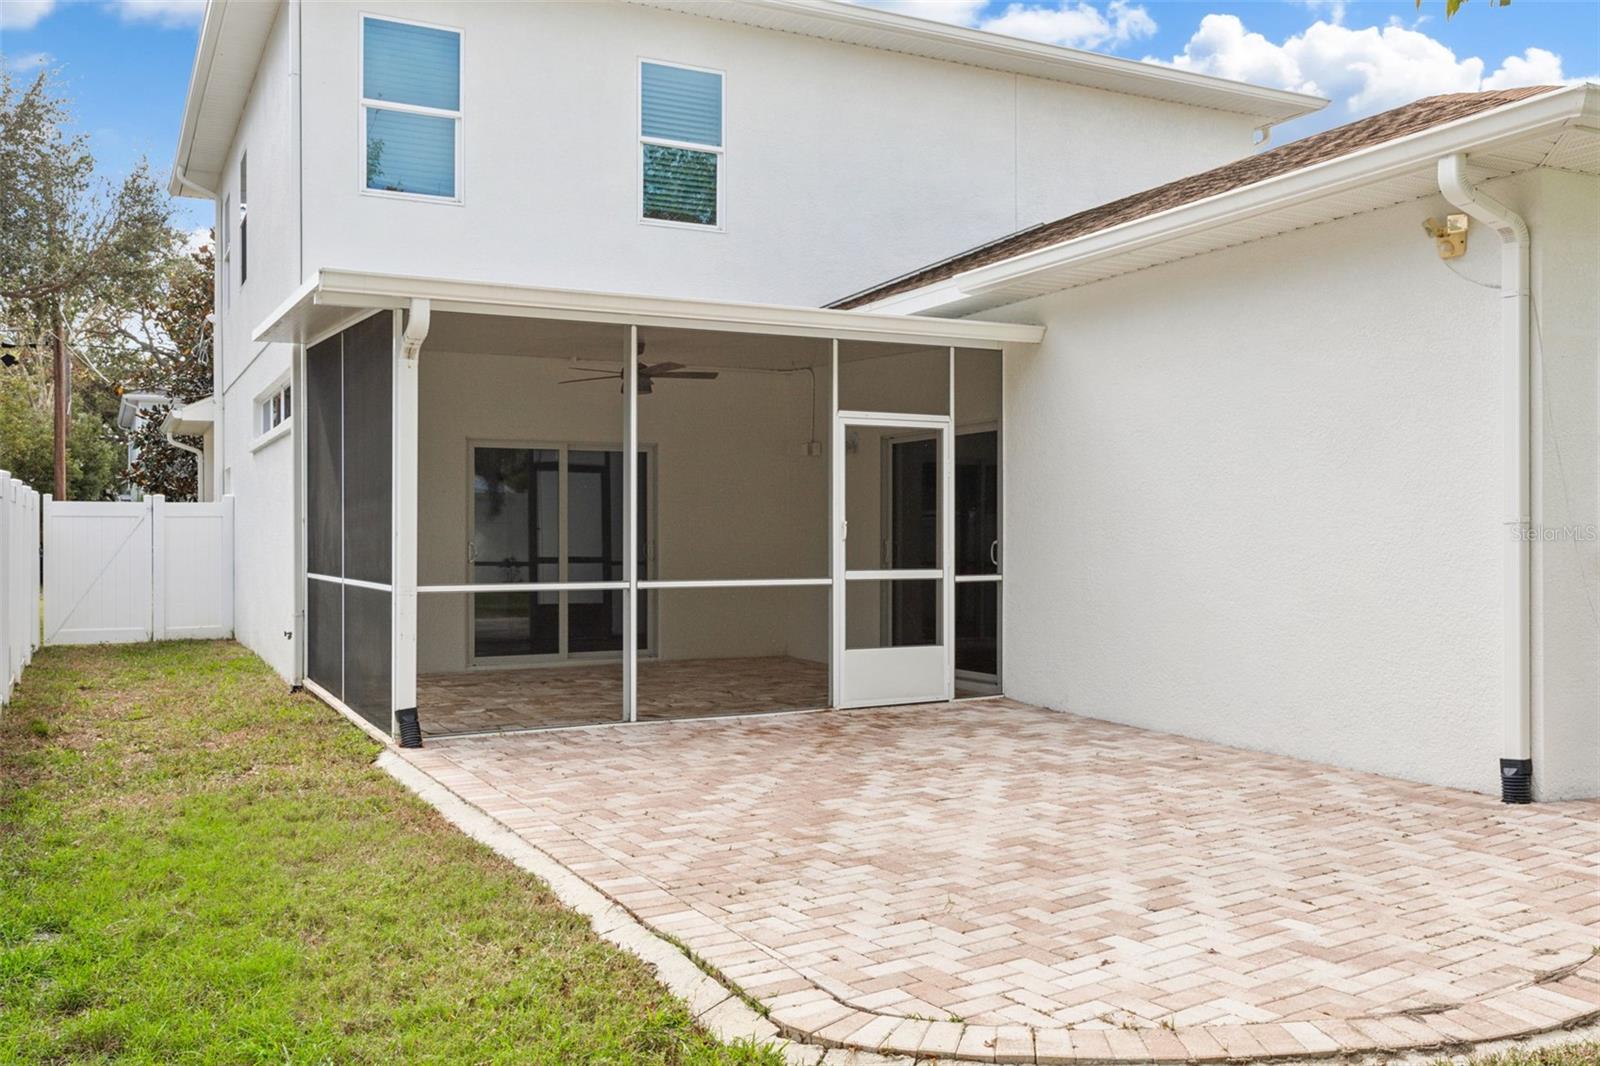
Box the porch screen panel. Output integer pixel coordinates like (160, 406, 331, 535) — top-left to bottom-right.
(302, 312, 395, 733)
(341, 313, 394, 729)
(307, 575, 343, 699)
(306, 336, 343, 578)
(343, 584, 392, 722)
(838, 341, 950, 417)
(342, 313, 393, 586)
(306, 334, 344, 699)
(954, 348, 1002, 692)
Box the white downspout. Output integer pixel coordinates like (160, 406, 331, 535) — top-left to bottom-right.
(1436, 152, 1534, 803)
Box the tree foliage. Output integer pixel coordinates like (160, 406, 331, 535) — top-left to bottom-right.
(1418, 0, 1511, 17)
(91, 243, 216, 501)
(0, 359, 124, 499)
(0, 64, 198, 499)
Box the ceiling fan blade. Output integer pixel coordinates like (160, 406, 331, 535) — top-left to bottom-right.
(641, 361, 684, 374)
(649, 371, 719, 380)
(559, 374, 620, 385)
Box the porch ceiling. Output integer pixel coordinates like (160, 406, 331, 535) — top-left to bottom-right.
(253, 269, 1045, 350)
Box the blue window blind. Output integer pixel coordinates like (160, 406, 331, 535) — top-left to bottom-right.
(366, 108, 456, 198)
(642, 144, 717, 226)
(363, 18, 460, 111)
(641, 62, 721, 147)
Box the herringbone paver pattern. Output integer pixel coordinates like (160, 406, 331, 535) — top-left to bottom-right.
(402, 700, 1600, 1061)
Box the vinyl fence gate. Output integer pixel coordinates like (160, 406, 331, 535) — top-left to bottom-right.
(44, 494, 235, 645)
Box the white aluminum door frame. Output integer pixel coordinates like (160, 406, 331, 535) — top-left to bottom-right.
(832, 409, 954, 709)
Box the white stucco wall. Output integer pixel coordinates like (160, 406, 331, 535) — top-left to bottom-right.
(295, 0, 1261, 308)
(211, 4, 301, 681)
(996, 178, 1598, 798)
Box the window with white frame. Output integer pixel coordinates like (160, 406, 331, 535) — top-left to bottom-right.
(257, 380, 292, 439)
(238, 153, 248, 285)
(361, 15, 461, 199)
(219, 192, 231, 307)
(639, 61, 723, 227)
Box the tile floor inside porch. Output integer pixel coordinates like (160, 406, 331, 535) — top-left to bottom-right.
(418, 654, 996, 736)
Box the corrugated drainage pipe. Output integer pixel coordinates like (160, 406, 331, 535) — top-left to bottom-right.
(1436, 153, 1533, 803)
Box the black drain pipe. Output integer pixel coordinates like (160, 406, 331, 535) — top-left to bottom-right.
(396, 707, 423, 748)
(1500, 758, 1533, 804)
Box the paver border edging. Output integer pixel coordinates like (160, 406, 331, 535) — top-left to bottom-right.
(377, 751, 1600, 1065)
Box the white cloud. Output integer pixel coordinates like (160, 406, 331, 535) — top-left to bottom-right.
(981, 0, 1155, 49)
(1151, 14, 1589, 124)
(1482, 47, 1567, 90)
(110, 0, 204, 28)
(183, 226, 212, 254)
(848, 0, 1156, 51)
(0, 0, 55, 30)
(4, 51, 53, 73)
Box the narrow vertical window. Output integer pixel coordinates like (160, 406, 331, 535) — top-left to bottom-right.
(640, 61, 722, 227)
(361, 16, 462, 199)
(220, 192, 231, 308)
(238, 153, 248, 285)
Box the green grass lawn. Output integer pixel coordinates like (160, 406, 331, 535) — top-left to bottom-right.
(0, 641, 784, 1065)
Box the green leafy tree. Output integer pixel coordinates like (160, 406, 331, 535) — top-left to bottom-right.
(88, 242, 215, 501)
(0, 360, 124, 499)
(0, 65, 181, 498)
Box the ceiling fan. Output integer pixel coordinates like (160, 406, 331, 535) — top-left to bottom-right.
(560, 347, 719, 394)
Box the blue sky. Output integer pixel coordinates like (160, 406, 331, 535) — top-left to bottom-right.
(3, 0, 1597, 233)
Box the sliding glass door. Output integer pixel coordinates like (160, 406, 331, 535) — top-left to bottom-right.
(470, 444, 649, 664)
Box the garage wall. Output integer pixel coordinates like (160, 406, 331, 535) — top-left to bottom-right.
(999, 193, 1517, 795)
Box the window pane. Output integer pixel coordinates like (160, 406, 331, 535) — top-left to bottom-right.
(641, 62, 721, 146)
(367, 108, 456, 198)
(472, 447, 558, 585)
(473, 591, 559, 659)
(642, 144, 717, 226)
(363, 17, 460, 111)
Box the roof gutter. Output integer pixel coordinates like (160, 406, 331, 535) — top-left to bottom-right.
(1437, 153, 1535, 804)
(857, 84, 1591, 316)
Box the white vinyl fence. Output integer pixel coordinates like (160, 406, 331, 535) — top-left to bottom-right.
(44, 494, 234, 646)
(0, 472, 42, 711)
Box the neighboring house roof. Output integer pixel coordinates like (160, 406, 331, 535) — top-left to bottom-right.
(171, 0, 1325, 198)
(162, 396, 217, 438)
(626, 0, 1325, 121)
(831, 85, 1566, 311)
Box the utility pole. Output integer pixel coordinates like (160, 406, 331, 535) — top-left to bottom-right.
(52, 301, 68, 500)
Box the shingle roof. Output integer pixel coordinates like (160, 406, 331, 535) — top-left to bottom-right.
(829, 85, 1561, 309)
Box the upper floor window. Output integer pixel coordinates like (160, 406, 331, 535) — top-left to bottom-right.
(639, 60, 722, 228)
(362, 16, 461, 200)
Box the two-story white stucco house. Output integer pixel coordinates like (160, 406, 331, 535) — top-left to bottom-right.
(168, 0, 1598, 802)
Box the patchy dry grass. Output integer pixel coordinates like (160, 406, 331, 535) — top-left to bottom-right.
(0, 641, 783, 1065)
(1444, 1042, 1600, 1066)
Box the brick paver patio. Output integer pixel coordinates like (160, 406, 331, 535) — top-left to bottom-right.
(400, 699, 1600, 1062)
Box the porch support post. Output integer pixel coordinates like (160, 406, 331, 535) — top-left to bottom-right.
(828, 339, 841, 709)
(623, 326, 639, 723)
(943, 346, 956, 701)
(392, 301, 427, 745)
